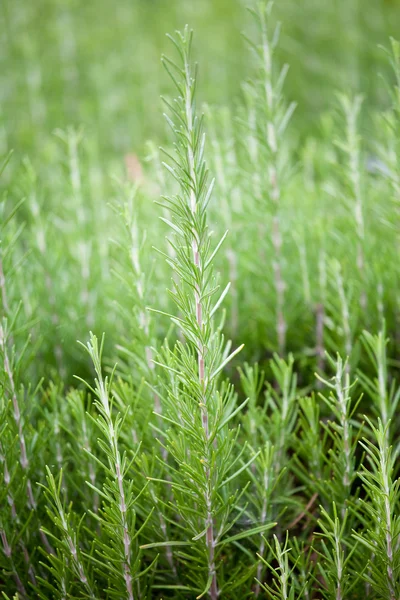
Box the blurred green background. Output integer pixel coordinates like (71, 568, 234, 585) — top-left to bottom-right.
(1, 0, 400, 159)
(1, 0, 400, 383)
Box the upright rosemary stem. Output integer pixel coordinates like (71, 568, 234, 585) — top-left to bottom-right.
(81, 413, 98, 513)
(333, 515, 344, 600)
(381, 453, 396, 600)
(343, 96, 366, 310)
(315, 302, 325, 375)
(160, 27, 245, 598)
(59, 500, 96, 598)
(0, 181, 54, 578)
(0, 529, 27, 597)
(0, 292, 53, 555)
(226, 249, 239, 335)
(315, 251, 327, 384)
(0, 439, 37, 590)
(130, 213, 163, 416)
(334, 364, 351, 519)
(184, 57, 218, 600)
(0, 441, 17, 520)
(334, 262, 352, 366)
(0, 255, 29, 477)
(0, 259, 10, 315)
(260, 4, 287, 355)
(255, 465, 271, 596)
(0, 324, 30, 482)
(98, 376, 134, 600)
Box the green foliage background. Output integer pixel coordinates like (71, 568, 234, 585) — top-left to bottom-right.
(2, 0, 400, 155)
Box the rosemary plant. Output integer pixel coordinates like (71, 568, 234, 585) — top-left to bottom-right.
(241, 0, 295, 355)
(148, 27, 274, 598)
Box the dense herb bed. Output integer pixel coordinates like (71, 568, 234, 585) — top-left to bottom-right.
(2, 1, 400, 598)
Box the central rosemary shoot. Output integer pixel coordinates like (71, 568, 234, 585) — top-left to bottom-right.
(149, 26, 272, 598)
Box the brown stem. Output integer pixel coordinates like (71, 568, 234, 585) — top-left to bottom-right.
(1, 530, 27, 598)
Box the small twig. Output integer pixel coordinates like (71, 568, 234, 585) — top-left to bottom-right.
(287, 493, 319, 531)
